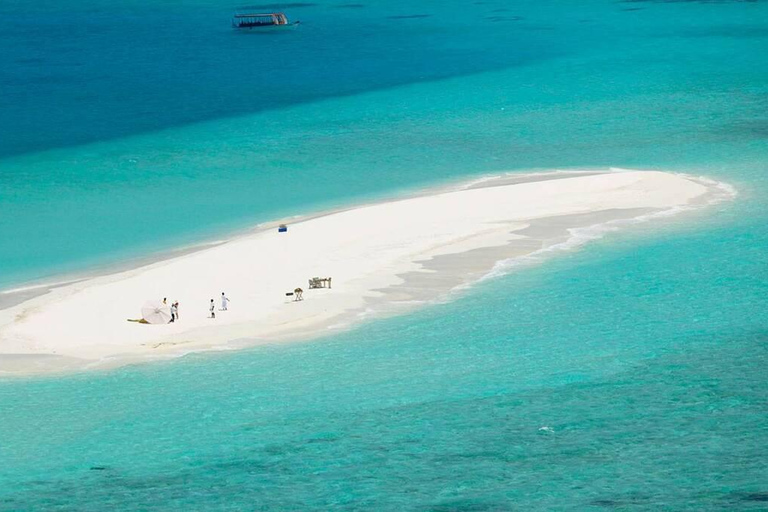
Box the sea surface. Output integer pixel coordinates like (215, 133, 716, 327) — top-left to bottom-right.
(1, 0, 767, 509)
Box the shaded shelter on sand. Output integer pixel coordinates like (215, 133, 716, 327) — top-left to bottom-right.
(141, 300, 172, 324)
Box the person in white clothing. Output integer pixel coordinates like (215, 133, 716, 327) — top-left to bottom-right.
(221, 292, 230, 311)
(209, 299, 216, 319)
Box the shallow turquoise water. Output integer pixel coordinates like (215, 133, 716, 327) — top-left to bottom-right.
(1, 0, 768, 509)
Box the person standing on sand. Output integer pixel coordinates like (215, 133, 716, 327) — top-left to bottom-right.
(170, 301, 178, 323)
(174, 301, 180, 321)
(221, 292, 230, 311)
(209, 299, 216, 319)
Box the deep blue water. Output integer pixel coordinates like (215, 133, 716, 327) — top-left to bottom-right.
(0, 0, 558, 158)
(1, 0, 767, 509)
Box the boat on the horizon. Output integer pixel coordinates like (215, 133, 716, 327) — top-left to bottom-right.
(232, 12, 300, 30)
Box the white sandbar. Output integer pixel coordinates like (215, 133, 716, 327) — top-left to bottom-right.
(0, 171, 721, 374)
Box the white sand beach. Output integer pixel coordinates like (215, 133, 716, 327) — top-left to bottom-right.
(0, 170, 723, 374)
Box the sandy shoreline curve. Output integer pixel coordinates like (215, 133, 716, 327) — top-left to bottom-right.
(0, 170, 732, 376)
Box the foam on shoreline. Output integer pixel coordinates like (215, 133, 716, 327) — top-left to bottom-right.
(0, 170, 733, 376)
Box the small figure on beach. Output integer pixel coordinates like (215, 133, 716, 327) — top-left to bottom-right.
(209, 299, 216, 318)
(221, 292, 230, 311)
(170, 301, 178, 323)
(174, 301, 179, 321)
(294, 287, 303, 301)
(163, 297, 168, 305)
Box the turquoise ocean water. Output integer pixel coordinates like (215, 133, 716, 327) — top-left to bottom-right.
(1, 0, 767, 509)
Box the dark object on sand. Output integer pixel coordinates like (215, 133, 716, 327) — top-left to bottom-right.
(285, 289, 303, 301)
(278, 224, 288, 233)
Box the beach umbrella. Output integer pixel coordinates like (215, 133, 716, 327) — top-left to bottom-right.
(141, 300, 172, 325)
